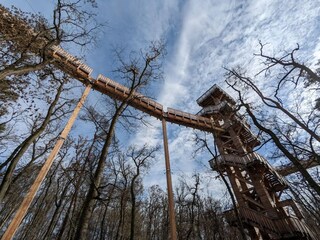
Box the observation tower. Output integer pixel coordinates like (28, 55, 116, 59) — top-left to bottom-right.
(197, 85, 316, 239)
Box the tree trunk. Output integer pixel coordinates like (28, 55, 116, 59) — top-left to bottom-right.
(42, 177, 71, 239)
(0, 62, 49, 82)
(74, 104, 125, 240)
(129, 172, 139, 240)
(0, 81, 64, 201)
(244, 104, 320, 195)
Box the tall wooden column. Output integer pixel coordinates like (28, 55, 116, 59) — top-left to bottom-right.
(161, 118, 177, 240)
(2, 84, 92, 240)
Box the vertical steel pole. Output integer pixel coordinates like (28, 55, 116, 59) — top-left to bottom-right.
(2, 84, 92, 240)
(161, 118, 177, 240)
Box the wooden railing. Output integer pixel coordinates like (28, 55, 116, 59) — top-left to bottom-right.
(197, 101, 229, 115)
(51, 45, 93, 77)
(210, 152, 268, 169)
(167, 108, 211, 124)
(97, 74, 130, 94)
(224, 207, 278, 234)
(209, 152, 288, 190)
(240, 207, 277, 233)
(225, 207, 315, 239)
(274, 217, 316, 239)
(47, 44, 224, 131)
(166, 108, 223, 132)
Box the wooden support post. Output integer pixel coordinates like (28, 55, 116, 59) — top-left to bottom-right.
(161, 118, 177, 240)
(2, 84, 92, 240)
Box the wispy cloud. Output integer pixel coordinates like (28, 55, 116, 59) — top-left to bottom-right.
(134, 0, 320, 192)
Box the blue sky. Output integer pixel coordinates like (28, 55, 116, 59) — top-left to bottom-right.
(2, 0, 320, 197)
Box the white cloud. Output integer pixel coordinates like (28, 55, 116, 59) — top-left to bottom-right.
(134, 0, 320, 193)
(313, 38, 320, 66)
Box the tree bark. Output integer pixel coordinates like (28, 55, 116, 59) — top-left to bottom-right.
(0, 62, 49, 81)
(129, 170, 139, 240)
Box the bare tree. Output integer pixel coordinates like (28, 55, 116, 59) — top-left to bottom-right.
(0, 1, 101, 134)
(193, 132, 247, 240)
(126, 144, 159, 240)
(225, 42, 320, 196)
(74, 41, 164, 239)
(144, 185, 169, 240)
(0, 1, 101, 80)
(0, 72, 77, 201)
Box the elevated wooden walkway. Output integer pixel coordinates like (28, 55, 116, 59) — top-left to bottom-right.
(1, 8, 318, 240)
(50, 45, 224, 133)
(33, 44, 320, 240)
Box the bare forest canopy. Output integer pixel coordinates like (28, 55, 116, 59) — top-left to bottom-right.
(0, 2, 319, 240)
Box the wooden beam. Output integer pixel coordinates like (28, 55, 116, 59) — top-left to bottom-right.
(2, 84, 91, 240)
(161, 118, 177, 240)
(242, 195, 265, 209)
(276, 158, 319, 176)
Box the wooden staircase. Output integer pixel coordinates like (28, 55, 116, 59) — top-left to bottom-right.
(209, 153, 288, 192)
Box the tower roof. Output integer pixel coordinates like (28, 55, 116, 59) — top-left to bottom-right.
(197, 84, 236, 107)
